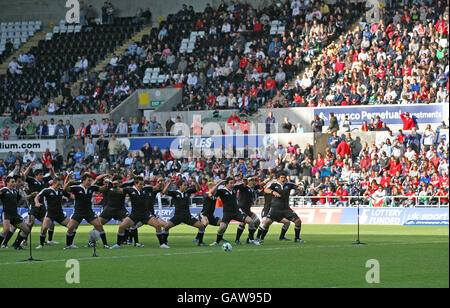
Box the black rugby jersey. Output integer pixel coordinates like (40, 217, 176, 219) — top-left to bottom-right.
(143, 185, 161, 214)
(267, 182, 298, 209)
(0, 187, 21, 215)
(37, 187, 70, 214)
(234, 184, 261, 211)
(201, 194, 217, 217)
(215, 187, 239, 213)
(123, 186, 152, 215)
(167, 188, 197, 216)
(69, 185, 101, 212)
(103, 179, 134, 209)
(26, 175, 52, 205)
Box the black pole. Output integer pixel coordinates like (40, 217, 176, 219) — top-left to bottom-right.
(20, 222, 43, 262)
(353, 200, 367, 245)
(93, 242, 97, 257)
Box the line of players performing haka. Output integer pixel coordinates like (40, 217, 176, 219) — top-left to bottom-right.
(0, 168, 306, 251)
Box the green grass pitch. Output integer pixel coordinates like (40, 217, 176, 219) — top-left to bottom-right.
(0, 224, 448, 288)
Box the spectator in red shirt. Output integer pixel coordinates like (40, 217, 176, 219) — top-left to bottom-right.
(336, 184, 349, 207)
(316, 188, 327, 206)
(323, 186, 335, 205)
(239, 55, 249, 69)
(397, 129, 406, 144)
(380, 170, 392, 187)
(264, 76, 277, 98)
(434, 187, 449, 205)
(388, 157, 403, 176)
(174, 79, 183, 88)
(361, 120, 370, 131)
(336, 139, 352, 157)
(41, 148, 53, 167)
(239, 116, 251, 134)
(227, 112, 241, 132)
(334, 56, 345, 72)
(402, 64, 412, 76)
(206, 92, 216, 107)
(440, 174, 449, 189)
(360, 152, 372, 170)
(253, 18, 262, 32)
(400, 112, 415, 130)
(293, 92, 303, 106)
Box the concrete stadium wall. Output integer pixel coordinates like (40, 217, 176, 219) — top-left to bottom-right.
(137, 88, 183, 112)
(26, 113, 110, 132)
(110, 90, 142, 124)
(145, 103, 450, 135)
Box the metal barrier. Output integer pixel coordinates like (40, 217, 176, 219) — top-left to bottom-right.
(49, 194, 449, 209)
(281, 195, 449, 208)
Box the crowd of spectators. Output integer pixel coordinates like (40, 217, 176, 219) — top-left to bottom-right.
(295, 0, 449, 108)
(1, 117, 448, 207)
(135, 0, 363, 112)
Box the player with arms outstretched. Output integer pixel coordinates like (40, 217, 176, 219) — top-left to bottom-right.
(63, 173, 110, 249)
(208, 177, 260, 246)
(194, 182, 222, 243)
(160, 178, 206, 247)
(34, 177, 73, 248)
(22, 163, 56, 245)
(111, 176, 166, 248)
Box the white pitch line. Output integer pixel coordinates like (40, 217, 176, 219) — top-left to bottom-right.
(0, 241, 447, 266)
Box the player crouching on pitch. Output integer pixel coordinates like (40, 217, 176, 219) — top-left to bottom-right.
(111, 176, 168, 249)
(34, 177, 73, 249)
(160, 178, 207, 247)
(256, 172, 306, 243)
(0, 176, 38, 250)
(63, 173, 111, 249)
(208, 177, 261, 246)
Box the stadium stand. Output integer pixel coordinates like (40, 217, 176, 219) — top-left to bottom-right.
(0, 17, 142, 120)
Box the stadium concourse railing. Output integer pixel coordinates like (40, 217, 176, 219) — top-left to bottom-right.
(51, 194, 447, 209)
(284, 195, 449, 208)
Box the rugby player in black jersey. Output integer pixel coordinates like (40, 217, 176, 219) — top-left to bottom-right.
(257, 174, 293, 242)
(256, 172, 305, 243)
(111, 176, 167, 248)
(0, 174, 23, 248)
(208, 177, 260, 246)
(193, 182, 222, 243)
(141, 176, 167, 247)
(0, 176, 38, 250)
(22, 163, 56, 246)
(63, 173, 110, 249)
(97, 175, 134, 246)
(34, 177, 73, 249)
(161, 178, 206, 247)
(233, 176, 262, 245)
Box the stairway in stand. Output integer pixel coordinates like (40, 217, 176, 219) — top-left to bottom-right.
(0, 31, 46, 75)
(52, 25, 153, 106)
(93, 25, 152, 72)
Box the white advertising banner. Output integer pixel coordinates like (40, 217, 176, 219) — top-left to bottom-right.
(0, 139, 56, 153)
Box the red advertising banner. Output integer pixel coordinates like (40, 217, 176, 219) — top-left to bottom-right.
(251, 208, 343, 224)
